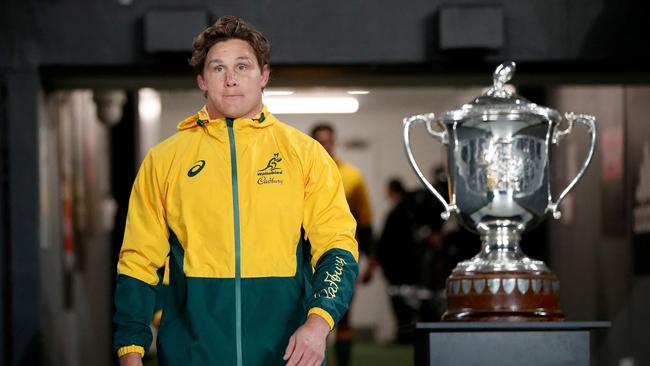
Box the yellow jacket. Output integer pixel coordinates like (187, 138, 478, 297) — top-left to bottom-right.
(337, 160, 373, 254)
(113, 106, 359, 366)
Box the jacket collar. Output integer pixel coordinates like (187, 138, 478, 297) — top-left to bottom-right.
(177, 105, 276, 131)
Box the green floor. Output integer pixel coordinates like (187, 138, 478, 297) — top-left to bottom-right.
(143, 342, 413, 366)
(327, 342, 413, 366)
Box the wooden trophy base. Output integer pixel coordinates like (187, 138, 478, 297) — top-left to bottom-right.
(441, 271, 564, 321)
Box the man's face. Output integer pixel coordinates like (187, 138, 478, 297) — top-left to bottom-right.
(313, 129, 335, 157)
(197, 39, 270, 119)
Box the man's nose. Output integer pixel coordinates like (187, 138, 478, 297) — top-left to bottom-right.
(225, 71, 238, 87)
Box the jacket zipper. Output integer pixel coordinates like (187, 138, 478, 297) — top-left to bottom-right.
(226, 117, 243, 366)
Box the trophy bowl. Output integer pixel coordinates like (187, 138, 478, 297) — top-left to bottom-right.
(403, 62, 596, 321)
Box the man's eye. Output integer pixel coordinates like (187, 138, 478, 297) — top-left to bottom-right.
(215, 66, 224, 72)
(237, 65, 247, 71)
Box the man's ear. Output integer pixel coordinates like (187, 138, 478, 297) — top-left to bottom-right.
(260, 64, 270, 88)
(197, 73, 208, 92)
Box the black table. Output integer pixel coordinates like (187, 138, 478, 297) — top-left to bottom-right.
(414, 321, 610, 366)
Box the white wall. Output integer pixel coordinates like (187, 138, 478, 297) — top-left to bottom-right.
(156, 86, 483, 341)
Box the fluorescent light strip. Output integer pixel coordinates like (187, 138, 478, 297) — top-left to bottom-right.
(264, 90, 295, 96)
(347, 90, 370, 95)
(263, 96, 359, 114)
(138, 88, 161, 122)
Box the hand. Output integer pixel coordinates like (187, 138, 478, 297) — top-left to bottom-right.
(283, 314, 330, 366)
(119, 353, 143, 366)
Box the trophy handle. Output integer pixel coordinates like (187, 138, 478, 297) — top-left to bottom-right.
(403, 113, 456, 220)
(548, 112, 597, 219)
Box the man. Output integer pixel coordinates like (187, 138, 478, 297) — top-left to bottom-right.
(113, 16, 359, 366)
(376, 178, 419, 343)
(311, 124, 374, 366)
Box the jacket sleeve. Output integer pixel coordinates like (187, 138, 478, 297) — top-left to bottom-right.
(113, 151, 170, 357)
(302, 142, 359, 329)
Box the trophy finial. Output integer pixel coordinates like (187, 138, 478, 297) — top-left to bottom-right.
(487, 61, 516, 97)
(494, 61, 516, 85)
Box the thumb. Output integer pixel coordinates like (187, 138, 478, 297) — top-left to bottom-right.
(283, 334, 296, 360)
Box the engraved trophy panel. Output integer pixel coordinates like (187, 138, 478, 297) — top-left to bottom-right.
(402, 61, 597, 321)
(450, 120, 552, 232)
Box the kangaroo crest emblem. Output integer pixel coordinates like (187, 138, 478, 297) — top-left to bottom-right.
(258, 153, 283, 174)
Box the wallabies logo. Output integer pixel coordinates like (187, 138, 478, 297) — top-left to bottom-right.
(257, 153, 284, 184)
(258, 153, 283, 174)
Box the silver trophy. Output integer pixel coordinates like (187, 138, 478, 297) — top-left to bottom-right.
(403, 61, 596, 321)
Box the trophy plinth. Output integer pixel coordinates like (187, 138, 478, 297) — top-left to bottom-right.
(442, 271, 564, 321)
(441, 226, 563, 321)
(403, 61, 596, 322)
(441, 225, 564, 321)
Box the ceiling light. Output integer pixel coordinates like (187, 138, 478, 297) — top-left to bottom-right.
(138, 88, 161, 122)
(263, 97, 359, 114)
(264, 90, 295, 96)
(346, 90, 370, 95)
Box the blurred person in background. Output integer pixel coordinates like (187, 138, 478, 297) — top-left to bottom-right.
(377, 167, 479, 341)
(412, 166, 481, 320)
(311, 123, 375, 366)
(376, 178, 420, 343)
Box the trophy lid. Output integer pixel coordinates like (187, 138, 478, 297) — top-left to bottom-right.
(438, 61, 561, 125)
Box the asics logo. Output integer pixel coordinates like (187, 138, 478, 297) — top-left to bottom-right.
(188, 160, 206, 177)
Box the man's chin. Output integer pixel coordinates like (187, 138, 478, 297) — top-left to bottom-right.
(212, 102, 261, 119)
(220, 108, 245, 119)
(225, 108, 262, 119)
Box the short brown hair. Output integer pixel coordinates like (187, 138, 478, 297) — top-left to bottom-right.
(189, 15, 270, 75)
(310, 123, 335, 138)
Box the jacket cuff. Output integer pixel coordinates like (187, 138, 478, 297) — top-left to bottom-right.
(117, 345, 145, 358)
(308, 307, 335, 330)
